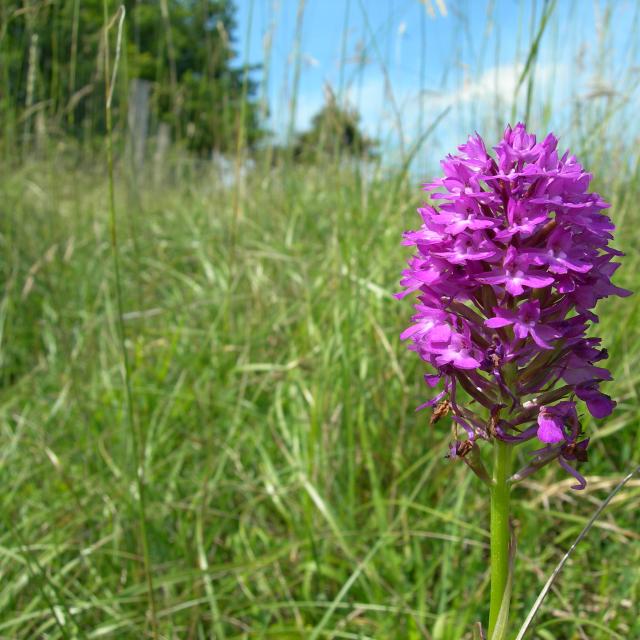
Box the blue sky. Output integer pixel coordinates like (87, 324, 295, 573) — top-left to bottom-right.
(235, 0, 640, 167)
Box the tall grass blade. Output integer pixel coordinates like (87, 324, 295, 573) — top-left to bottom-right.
(512, 0, 557, 123)
(514, 463, 640, 640)
(308, 537, 387, 640)
(102, 4, 158, 638)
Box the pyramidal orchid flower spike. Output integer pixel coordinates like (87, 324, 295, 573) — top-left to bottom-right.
(398, 123, 630, 638)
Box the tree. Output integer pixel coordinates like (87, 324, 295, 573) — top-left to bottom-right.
(0, 0, 263, 154)
(292, 87, 377, 162)
(125, 0, 263, 153)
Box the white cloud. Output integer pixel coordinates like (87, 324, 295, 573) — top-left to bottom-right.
(421, 61, 569, 111)
(285, 60, 574, 167)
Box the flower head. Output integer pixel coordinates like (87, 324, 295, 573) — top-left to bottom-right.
(399, 123, 630, 488)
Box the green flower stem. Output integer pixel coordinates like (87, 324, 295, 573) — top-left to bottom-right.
(488, 440, 513, 638)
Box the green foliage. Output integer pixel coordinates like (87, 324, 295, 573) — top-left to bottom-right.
(1, 1, 639, 638)
(293, 88, 377, 161)
(0, 0, 262, 153)
(0, 156, 639, 638)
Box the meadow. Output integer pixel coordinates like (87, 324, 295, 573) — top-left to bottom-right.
(2, 1, 640, 638)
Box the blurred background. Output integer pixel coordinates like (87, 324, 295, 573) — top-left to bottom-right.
(4, 0, 640, 170)
(1, 1, 639, 638)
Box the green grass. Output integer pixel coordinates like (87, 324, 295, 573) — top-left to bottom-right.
(2, 0, 640, 636)
(0, 148, 639, 638)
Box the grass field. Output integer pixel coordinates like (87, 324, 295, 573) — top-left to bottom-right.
(1, 144, 639, 639)
(2, 0, 640, 638)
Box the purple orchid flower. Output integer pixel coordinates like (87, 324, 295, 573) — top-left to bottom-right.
(477, 246, 555, 296)
(536, 401, 578, 443)
(485, 300, 560, 349)
(398, 123, 629, 489)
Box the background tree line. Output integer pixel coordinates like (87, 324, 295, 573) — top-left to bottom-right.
(0, 0, 375, 160)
